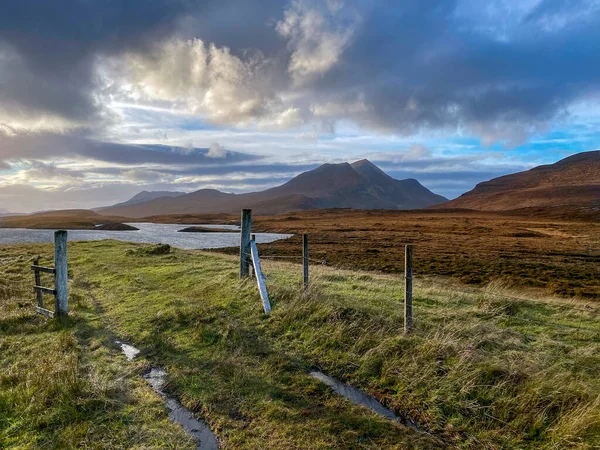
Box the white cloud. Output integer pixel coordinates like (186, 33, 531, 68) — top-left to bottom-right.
(206, 142, 228, 158)
(276, 0, 359, 84)
(116, 38, 291, 128)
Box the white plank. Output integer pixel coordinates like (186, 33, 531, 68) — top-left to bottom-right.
(250, 240, 271, 314)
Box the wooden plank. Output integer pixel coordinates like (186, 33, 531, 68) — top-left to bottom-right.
(54, 230, 69, 316)
(34, 285, 56, 295)
(404, 244, 413, 333)
(250, 240, 271, 314)
(240, 209, 252, 278)
(303, 234, 309, 292)
(33, 257, 44, 308)
(31, 265, 56, 274)
(35, 306, 54, 318)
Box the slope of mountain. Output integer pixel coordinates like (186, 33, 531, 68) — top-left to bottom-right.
(99, 160, 447, 217)
(95, 190, 185, 210)
(437, 151, 600, 212)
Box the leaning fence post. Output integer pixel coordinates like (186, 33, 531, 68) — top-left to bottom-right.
(33, 256, 43, 308)
(404, 244, 413, 333)
(303, 234, 309, 292)
(250, 240, 271, 314)
(54, 230, 68, 316)
(240, 209, 252, 279)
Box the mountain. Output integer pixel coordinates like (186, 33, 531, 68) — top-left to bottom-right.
(437, 151, 600, 212)
(99, 160, 447, 217)
(0, 208, 24, 217)
(95, 190, 185, 211)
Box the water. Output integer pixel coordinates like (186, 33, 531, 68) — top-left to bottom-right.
(0, 223, 291, 249)
(116, 341, 219, 449)
(115, 340, 140, 361)
(310, 371, 420, 430)
(144, 368, 220, 450)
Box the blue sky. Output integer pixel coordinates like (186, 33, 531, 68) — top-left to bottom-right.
(0, 0, 599, 212)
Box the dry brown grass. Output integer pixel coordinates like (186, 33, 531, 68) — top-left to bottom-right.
(236, 209, 600, 299)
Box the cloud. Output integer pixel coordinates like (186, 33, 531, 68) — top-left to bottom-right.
(122, 169, 171, 183)
(20, 161, 84, 182)
(206, 142, 228, 158)
(1, 0, 600, 145)
(0, 0, 193, 132)
(276, 0, 359, 84)
(0, 132, 261, 166)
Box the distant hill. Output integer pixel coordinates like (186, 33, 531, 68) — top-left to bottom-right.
(437, 151, 600, 214)
(0, 208, 25, 217)
(99, 160, 447, 217)
(0, 209, 131, 229)
(95, 190, 185, 211)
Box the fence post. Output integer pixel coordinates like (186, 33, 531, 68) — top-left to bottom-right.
(240, 209, 252, 279)
(250, 233, 256, 278)
(33, 256, 43, 308)
(250, 240, 271, 314)
(54, 230, 68, 316)
(404, 244, 413, 333)
(303, 234, 309, 292)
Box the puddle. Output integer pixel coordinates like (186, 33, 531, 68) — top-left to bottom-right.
(116, 341, 219, 449)
(144, 368, 219, 450)
(116, 340, 140, 361)
(310, 371, 420, 430)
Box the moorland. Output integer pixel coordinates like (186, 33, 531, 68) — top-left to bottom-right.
(1, 240, 599, 448)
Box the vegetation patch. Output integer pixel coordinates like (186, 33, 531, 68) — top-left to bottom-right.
(178, 226, 236, 233)
(2, 241, 599, 448)
(96, 223, 139, 231)
(126, 243, 171, 256)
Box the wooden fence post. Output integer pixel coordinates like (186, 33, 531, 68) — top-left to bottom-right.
(303, 234, 309, 292)
(250, 233, 256, 278)
(404, 244, 413, 333)
(33, 256, 43, 308)
(54, 230, 68, 316)
(240, 209, 252, 279)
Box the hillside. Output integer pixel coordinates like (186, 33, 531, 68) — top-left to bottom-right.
(437, 151, 600, 212)
(0, 209, 131, 229)
(99, 160, 447, 217)
(95, 190, 185, 211)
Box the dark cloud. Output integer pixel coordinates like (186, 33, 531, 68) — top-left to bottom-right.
(305, 0, 600, 141)
(0, 133, 262, 166)
(1, 0, 599, 142)
(0, 0, 193, 126)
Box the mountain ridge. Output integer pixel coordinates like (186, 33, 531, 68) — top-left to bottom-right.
(436, 150, 600, 212)
(99, 160, 447, 217)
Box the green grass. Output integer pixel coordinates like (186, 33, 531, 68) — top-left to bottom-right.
(0, 245, 195, 449)
(2, 240, 600, 449)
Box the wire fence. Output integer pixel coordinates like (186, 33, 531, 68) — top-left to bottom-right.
(244, 241, 600, 337)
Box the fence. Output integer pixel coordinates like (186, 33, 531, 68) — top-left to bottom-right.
(31, 230, 68, 318)
(239, 209, 414, 331)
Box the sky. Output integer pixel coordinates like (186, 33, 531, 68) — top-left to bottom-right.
(1, 0, 599, 213)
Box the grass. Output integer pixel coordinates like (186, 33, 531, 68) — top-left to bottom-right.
(2, 240, 600, 448)
(243, 209, 600, 298)
(0, 245, 195, 449)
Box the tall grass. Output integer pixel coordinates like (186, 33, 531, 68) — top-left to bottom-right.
(0, 244, 195, 449)
(2, 240, 599, 448)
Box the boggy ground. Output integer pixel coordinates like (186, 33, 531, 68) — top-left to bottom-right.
(219, 209, 600, 299)
(1, 240, 599, 448)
